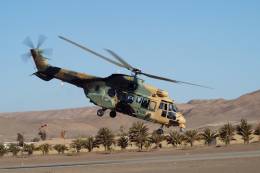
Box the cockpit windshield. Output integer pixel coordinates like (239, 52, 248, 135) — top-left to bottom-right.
(159, 101, 178, 120)
(169, 104, 178, 112)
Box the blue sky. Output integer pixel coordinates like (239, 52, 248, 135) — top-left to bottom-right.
(0, 0, 259, 112)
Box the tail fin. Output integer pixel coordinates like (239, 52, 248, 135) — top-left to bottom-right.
(30, 49, 54, 81)
(30, 49, 49, 71)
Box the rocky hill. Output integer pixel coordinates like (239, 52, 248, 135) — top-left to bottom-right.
(0, 90, 259, 142)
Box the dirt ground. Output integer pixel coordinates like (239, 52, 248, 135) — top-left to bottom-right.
(0, 142, 260, 173)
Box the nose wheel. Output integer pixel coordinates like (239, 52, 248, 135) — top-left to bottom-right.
(97, 108, 106, 117)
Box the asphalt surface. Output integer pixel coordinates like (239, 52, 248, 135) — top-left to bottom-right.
(1, 150, 260, 172)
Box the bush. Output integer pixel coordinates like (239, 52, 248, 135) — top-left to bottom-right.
(0, 143, 7, 157)
(53, 144, 68, 154)
(23, 144, 35, 155)
(144, 141, 152, 150)
(83, 136, 98, 152)
(38, 143, 51, 155)
(70, 139, 84, 153)
(8, 143, 20, 156)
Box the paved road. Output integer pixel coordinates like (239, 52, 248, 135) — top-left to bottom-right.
(1, 150, 260, 170)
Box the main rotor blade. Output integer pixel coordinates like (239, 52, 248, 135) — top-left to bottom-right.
(105, 49, 135, 71)
(140, 72, 213, 89)
(58, 36, 125, 68)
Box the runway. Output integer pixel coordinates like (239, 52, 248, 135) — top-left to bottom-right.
(1, 149, 260, 173)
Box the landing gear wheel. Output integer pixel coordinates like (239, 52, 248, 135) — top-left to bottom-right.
(97, 109, 105, 117)
(156, 128, 164, 135)
(109, 111, 117, 118)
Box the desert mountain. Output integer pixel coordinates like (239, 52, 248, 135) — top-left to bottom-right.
(0, 90, 259, 142)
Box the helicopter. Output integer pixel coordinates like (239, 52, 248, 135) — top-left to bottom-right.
(23, 35, 211, 134)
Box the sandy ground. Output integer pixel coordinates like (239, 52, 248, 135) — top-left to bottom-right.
(0, 142, 260, 173)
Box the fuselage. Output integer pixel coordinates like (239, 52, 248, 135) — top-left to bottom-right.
(84, 74, 186, 128)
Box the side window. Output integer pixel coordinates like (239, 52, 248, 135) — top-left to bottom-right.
(127, 95, 134, 104)
(159, 102, 164, 109)
(141, 98, 150, 109)
(136, 96, 142, 104)
(148, 101, 156, 111)
(159, 102, 168, 110)
(164, 103, 168, 111)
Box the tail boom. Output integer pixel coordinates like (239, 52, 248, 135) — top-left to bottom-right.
(31, 49, 98, 87)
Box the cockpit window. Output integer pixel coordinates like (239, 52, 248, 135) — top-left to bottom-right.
(169, 104, 178, 112)
(159, 102, 168, 110)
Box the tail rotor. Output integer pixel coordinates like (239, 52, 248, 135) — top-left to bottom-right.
(22, 35, 53, 62)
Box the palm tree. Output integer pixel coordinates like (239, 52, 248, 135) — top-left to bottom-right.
(38, 130, 47, 141)
(8, 143, 20, 156)
(200, 128, 218, 146)
(149, 131, 164, 149)
(166, 130, 184, 147)
(117, 135, 129, 150)
(70, 139, 84, 153)
(254, 123, 260, 141)
(128, 122, 149, 151)
(184, 129, 199, 147)
(38, 143, 52, 155)
(236, 119, 253, 144)
(23, 144, 35, 155)
(17, 133, 24, 147)
(219, 123, 235, 145)
(53, 144, 68, 154)
(83, 136, 98, 152)
(95, 128, 115, 151)
(0, 143, 7, 157)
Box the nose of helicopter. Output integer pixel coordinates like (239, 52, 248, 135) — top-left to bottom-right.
(175, 112, 186, 131)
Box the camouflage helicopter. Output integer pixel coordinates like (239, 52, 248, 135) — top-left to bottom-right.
(23, 36, 211, 133)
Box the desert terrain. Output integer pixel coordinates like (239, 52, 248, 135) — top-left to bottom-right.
(0, 90, 259, 142)
(0, 90, 260, 173)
